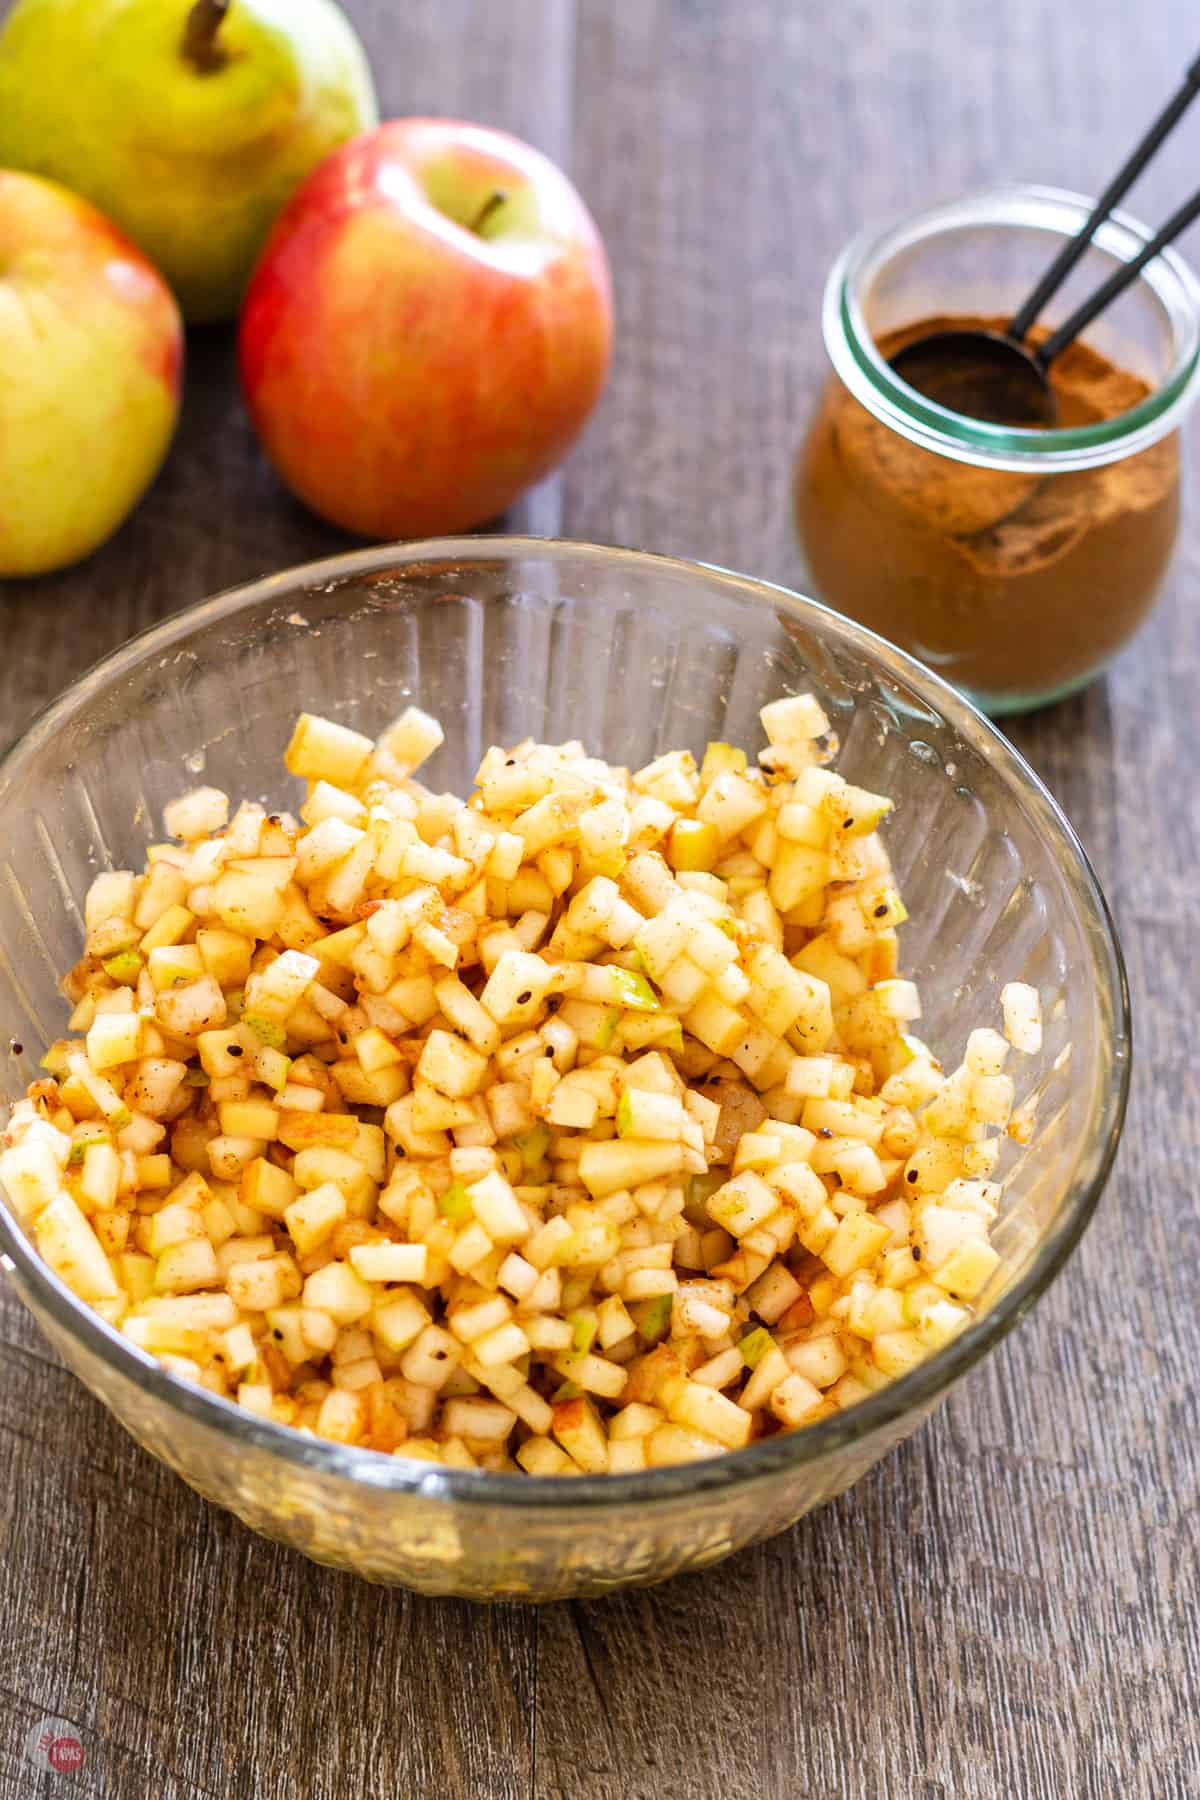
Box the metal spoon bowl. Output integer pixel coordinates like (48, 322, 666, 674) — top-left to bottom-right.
(889, 329, 1058, 427)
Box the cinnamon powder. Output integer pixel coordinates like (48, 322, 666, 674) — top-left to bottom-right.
(796, 315, 1180, 702)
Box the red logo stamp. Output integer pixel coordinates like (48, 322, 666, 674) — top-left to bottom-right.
(25, 1716, 87, 1776)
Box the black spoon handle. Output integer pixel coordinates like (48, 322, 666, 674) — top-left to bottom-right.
(1009, 49, 1200, 343)
(1033, 183, 1200, 366)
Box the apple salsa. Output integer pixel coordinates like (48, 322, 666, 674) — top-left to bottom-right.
(0, 700, 1042, 1475)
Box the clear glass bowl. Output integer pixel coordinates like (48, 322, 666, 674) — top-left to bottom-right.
(0, 538, 1129, 1600)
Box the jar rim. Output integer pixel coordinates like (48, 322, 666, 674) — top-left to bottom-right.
(823, 182, 1200, 472)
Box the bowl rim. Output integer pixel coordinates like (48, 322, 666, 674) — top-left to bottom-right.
(0, 535, 1131, 1512)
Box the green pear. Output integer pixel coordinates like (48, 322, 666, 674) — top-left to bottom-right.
(0, 0, 378, 322)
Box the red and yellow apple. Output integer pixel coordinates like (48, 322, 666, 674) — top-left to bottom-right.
(239, 119, 613, 538)
(0, 170, 183, 577)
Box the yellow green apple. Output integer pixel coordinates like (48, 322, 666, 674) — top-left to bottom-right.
(239, 119, 613, 538)
(0, 171, 183, 577)
(0, 0, 378, 323)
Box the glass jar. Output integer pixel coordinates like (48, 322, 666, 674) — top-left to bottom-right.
(795, 185, 1200, 715)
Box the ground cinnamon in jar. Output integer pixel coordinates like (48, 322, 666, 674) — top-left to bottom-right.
(796, 315, 1181, 706)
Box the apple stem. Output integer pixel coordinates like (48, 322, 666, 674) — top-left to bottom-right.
(182, 0, 230, 74)
(470, 190, 509, 237)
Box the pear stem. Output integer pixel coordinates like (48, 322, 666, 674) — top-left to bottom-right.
(182, 0, 230, 74)
(470, 190, 509, 236)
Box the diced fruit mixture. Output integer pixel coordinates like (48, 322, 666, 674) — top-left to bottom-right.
(0, 699, 1042, 1475)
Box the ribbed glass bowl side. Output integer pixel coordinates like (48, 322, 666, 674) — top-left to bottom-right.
(0, 540, 1128, 1600)
(9, 1280, 935, 1598)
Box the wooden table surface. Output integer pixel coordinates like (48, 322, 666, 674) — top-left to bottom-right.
(2, 3, 1198, 1795)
